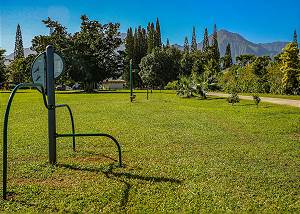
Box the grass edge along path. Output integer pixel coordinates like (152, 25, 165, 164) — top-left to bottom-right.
(208, 92, 300, 108)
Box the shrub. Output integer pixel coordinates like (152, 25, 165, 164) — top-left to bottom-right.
(252, 94, 261, 107)
(227, 93, 240, 105)
(165, 80, 179, 90)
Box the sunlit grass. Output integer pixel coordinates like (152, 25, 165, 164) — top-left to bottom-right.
(0, 90, 299, 212)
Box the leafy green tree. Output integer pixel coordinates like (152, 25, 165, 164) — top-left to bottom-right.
(223, 43, 233, 69)
(184, 37, 189, 53)
(154, 18, 162, 48)
(252, 56, 271, 78)
(14, 24, 24, 59)
(7, 54, 35, 83)
(180, 52, 193, 75)
(32, 16, 122, 92)
(236, 54, 256, 66)
(71, 15, 122, 91)
(267, 62, 284, 94)
(202, 28, 209, 52)
(280, 43, 300, 94)
(191, 50, 205, 75)
(139, 47, 182, 87)
(0, 49, 7, 83)
(191, 27, 197, 52)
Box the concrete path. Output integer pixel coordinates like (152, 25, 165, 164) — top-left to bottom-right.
(208, 92, 300, 108)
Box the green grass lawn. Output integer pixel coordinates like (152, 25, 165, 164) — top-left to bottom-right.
(0, 90, 299, 213)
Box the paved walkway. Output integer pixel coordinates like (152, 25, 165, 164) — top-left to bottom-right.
(208, 92, 300, 108)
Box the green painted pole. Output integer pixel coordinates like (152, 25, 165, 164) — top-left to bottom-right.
(46, 45, 57, 164)
(130, 59, 133, 102)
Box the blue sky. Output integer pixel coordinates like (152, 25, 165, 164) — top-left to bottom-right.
(1, 0, 299, 54)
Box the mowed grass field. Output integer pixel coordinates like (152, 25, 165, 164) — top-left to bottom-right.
(0, 90, 299, 213)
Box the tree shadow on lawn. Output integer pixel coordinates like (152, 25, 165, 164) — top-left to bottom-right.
(56, 162, 182, 209)
(205, 97, 226, 101)
(57, 90, 151, 95)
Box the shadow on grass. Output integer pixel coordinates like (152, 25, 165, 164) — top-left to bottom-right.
(0, 91, 30, 94)
(205, 97, 226, 101)
(57, 162, 182, 209)
(57, 90, 152, 95)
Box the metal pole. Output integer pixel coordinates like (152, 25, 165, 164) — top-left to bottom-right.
(147, 88, 149, 100)
(46, 45, 57, 164)
(130, 59, 133, 102)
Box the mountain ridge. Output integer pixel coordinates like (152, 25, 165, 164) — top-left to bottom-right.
(175, 29, 289, 60)
(5, 30, 289, 63)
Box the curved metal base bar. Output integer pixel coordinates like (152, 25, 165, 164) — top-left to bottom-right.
(2, 83, 123, 200)
(2, 83, 48, 200)
(56, 133, 122, 167)
(55, 104, 76, 151)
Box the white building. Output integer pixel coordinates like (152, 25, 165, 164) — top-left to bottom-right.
(102, 78, 126, 90)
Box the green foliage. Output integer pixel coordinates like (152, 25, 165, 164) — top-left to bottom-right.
(280, 43, 300, 94)
(166, 38, 170, 47)
(252, 94, 261, 107)
(222, 43, 233, 69)
(236, 54, 256, 67)
(14, 24, 24, 59)
(0, 49, 7, 83)
(165, 80, 178, 90)
(32, 15, 122, 92)
(154, 18, 162, 48)
(176, 72, 207, 99)
(293, 30, 298, 48)
(227, 92, 240, 105)
(202, 28, 209, 52)
(139, 47, 182, 87)
(176, 75, 194, 97)
(191, 27, 197, 52)
(183, 36, 189, 53)
(211, 24, 220, 72)
(267, 62, 284, 94)
(180, 52, 193, 76)
(147, 22, 155, 54)
(7, 54, 35, 83)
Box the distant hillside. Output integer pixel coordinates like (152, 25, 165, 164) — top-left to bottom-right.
(5, 48, 36, 60)
(5, 30, 288, 65)
(175, 29, 288, 61)
(5, 48, 36, 65)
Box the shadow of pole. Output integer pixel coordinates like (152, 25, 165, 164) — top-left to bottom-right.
(57, 163, 182, 210)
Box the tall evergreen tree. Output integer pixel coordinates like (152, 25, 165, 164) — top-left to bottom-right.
(202, 28, 209, 52)
(211, 24, 220, 72)
(147, 22, 155, 54)
(212, 24, 220, 61)
(184, 37, 190, 53)
(125, 27, 134, 61)
(14, 24, 24, 59)
(154, 18, 162, 48)
(191, 26, 197, 52)
(223, 43, 233, 69)
(141, 27, 148, 55)
(166, 38, 170, 47)
(133, 28, 139, 68)
(293, 30, 298, 47)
